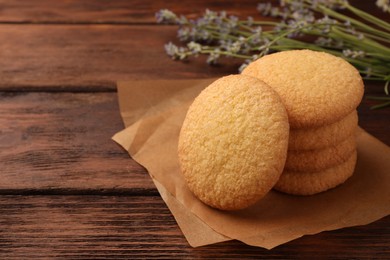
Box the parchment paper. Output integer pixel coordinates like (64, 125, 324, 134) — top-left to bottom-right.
(112, 78, 390, 249)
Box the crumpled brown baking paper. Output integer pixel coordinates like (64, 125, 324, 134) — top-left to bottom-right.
(112, 78, 390, 249)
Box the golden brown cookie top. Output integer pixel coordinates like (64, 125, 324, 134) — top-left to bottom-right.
(242, 50, 364, 128)
(178, 74, 289, 210)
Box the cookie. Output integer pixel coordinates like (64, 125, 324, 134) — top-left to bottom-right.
(242, 50, 364, 128)
(275, 150, 357, 195)
(285, 135, 356, 172)
(289, 110, 358, 150)
(178, 74, 289, 210)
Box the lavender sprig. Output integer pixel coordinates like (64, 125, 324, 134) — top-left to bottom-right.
(156, 0, 390, 108)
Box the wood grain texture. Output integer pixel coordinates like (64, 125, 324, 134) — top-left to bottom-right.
(0, 0, 261, 24)
(0, 25, 240, 91)
(0, 0, 382, 24)
(0, 92, 154, 193)
(0, 195, 389, 259)
(358, 83, 390, 145)
(0, 91, 388, 193)
(1, 24, 390, 94)
(0, 0, 389, 257)
(0, 0, 387, 91)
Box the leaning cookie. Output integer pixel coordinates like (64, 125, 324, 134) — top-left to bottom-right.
(285, 135, 357, 172)
(178, 74, 289, 210)
(242, 50, 364, 128)
(289, 110, 358, 150)
(274, 150, 357, 196)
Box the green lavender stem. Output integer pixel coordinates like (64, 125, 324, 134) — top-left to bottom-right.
(157, 1, 390, 108)
(345, 3, 390, 32)
(318, 5, 390, 39)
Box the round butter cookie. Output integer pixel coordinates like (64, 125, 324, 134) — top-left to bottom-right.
(178, 74, 289, 210)
(289, 110, 358, 150)
(275, 150, 357, 195)
(242, 50, 364, 128)
(285, 135, 356, 172)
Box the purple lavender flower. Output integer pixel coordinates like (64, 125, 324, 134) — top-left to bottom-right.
(207, 49, 221, 64)
(187, 41, 202, 54)
(377, 0, 390, 13)
(164, 42, 179, 57)
(157, 1, 390, 108)
(343, 49, 366, 58)
(257, 3, 273, 15)
(156, 9, 178, 24)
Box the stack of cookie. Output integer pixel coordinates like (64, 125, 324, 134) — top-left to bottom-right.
(242, 49, 364, 195)
(178, 49, 364, 210)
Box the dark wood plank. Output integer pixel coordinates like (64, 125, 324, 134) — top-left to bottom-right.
(0, 0, 383, 24)
(0, 195, 388, 259)
(0, 90, 388, 193)
(358, 82, 390, 143)
(0, 1, 388, 258)
(0, 25, 241, 91)
(1, 24, 390, 96)
(0, 0, 261, 24)
(0, 92, 154, 193)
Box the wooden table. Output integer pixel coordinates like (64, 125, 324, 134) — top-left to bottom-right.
(0, 0, 389, 258)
